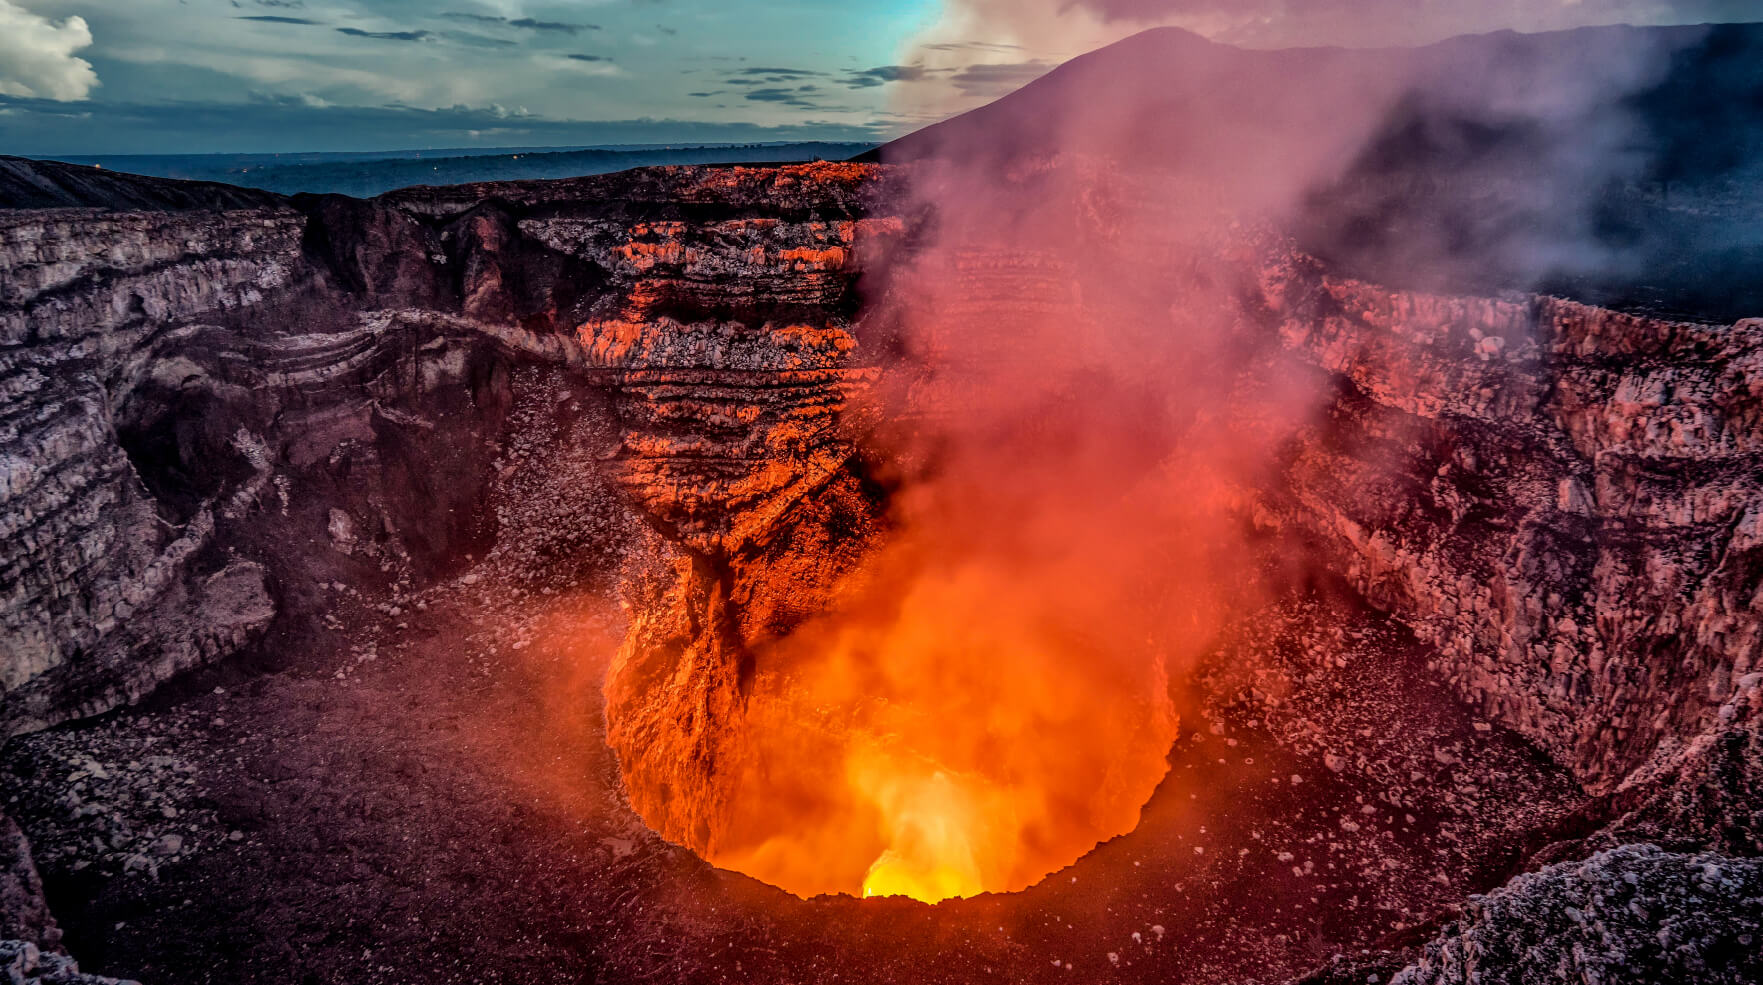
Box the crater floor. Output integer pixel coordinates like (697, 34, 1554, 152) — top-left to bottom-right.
(2, 565, 1585, 985)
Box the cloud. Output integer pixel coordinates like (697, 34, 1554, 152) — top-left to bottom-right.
(1057, 0, 1344, 21)
(441, 12, 599, 34)
(442, 31, 518, 49)
(920, 40, 1023, 52)
(731, 67, 826, 79)
(0, 1, 98, 101)
(727, 67, 835, 89)
(843, 65, 932, 88)
(237, 15, 320, 25)
(541, 53, 622, 77)
(744, 86, 823, 109)
(511, 17, 592, 33)
(923, 0, 1763, 53)
(337, 27, 434, 42)
(1053, 0, 1763, 29)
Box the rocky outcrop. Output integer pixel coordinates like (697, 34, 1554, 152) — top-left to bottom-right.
(0, 161, 903, 742)
(1587, 679, 1763, 856)
(1, 206, 301, 732)
(0, 940, 139, 985)
(1, 813, 56, 951)
(1390, 845, 1763, 984)
(1257, 271, 1763, 793)
(0, 181, 493, 734)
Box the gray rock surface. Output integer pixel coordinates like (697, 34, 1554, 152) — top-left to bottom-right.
(1391, 845, 1763, 985)
(0, 813, 56, 950)
(0, 940, 139, 985)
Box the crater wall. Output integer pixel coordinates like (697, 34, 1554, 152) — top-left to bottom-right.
(2, 157, 1757, 846)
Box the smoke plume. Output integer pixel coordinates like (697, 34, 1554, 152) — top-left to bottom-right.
(691, 4, 1717, 902)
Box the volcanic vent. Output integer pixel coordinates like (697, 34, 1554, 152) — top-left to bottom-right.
(596, 220, 1191, 902)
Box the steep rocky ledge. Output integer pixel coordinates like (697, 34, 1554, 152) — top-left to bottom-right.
(1260, 273, 1763, 802)
(1, 157, 1759, 982)
(0, 157, 903, 738)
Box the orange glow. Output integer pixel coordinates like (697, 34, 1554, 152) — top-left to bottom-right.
(604, 163, 1308, 906)
(689, 452, 1230, 902)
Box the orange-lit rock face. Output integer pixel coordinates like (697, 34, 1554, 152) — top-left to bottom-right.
(595, 164, 1285, 902)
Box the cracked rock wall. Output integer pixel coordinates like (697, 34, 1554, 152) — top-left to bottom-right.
(1259, 268, 1763, 790)
(0, 206, 300, 733)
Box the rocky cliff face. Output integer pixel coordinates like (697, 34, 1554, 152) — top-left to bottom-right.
(2, 205, 299, 733)
(0, 159, 902, 742)
(581, 182, 1763, 891)
(5, 155, 1757, 816)
(0, 185, 505, 735)
(1257, 273, 1763, 794)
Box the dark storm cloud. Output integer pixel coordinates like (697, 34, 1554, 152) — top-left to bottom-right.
(0, 92, 885, 156)
(237, 15, 319, 24)
(744, 86, 823, 109)
(440, 13, 599, 34)
(336, 28, 434, 42)
(565, 54, 610, 62)
(842, 65, 931, 88)
(730, 67, 826, 79)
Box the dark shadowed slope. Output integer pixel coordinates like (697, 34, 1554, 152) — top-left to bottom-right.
(42, 143, 877, 199)
(0, 157, 285, 211)
(860, 23, 1763, 319)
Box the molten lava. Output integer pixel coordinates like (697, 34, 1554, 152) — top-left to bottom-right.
(691, 496, 1200, 904)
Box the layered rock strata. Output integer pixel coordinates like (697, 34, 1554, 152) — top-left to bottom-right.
(1256, 272, 1763, 791)
(0, 193, 489, 733)
(0, 160, 900, 740)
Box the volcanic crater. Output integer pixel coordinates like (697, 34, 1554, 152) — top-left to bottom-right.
(5, 22, 1763, 985)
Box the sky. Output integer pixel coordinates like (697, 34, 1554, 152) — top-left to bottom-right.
(2, 0, 1760, 156)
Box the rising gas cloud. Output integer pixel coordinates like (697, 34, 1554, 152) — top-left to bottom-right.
(684, 3, 1705, 903)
